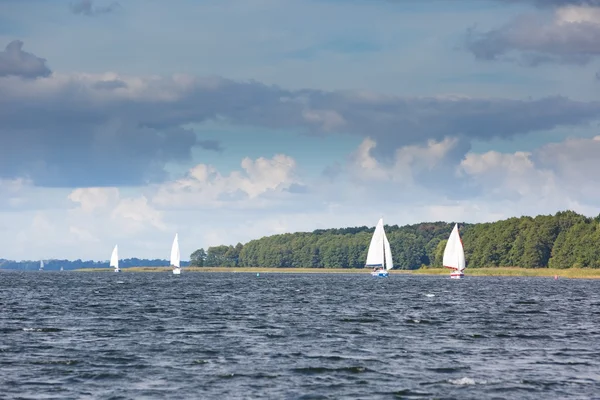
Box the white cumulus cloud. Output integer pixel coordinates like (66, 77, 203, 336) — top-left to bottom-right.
(153, 154, 299, 209)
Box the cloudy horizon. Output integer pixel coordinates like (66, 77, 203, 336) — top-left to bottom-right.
(1, 0, 600, 261)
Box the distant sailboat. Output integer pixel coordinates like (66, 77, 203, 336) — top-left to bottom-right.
(39, 260, 44, 271)
(171, 234, 181, 275)
(60, 266, 63, 272)
(110, 245, 121, 273)
(443, 223, 466, 279)
(366, 218, 393, 277)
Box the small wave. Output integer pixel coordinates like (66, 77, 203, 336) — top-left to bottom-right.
(394, 389, 433, 397)
(534, 360, 592, 366)
(339, 318, 379, 323)
(469, 333, 487, 339)
(427, 366, 471, 373)
(31, 359, 79, 365)
(507, 310, 547, 315)
(265, 333, 286, 339)
(515, 300, 538, 305)
(304, 355, 345, 361)
(406, 318, 435, 324)
(424, 294, 435, 297)
(449, 377, 479, 386)
(216, 372, 279, 380)
(250, 324, 284, 330)
(292, 366, 370, 375)
(293, 394, 331, 400)
(22, 327, 62, 332)
(78, 372, 122, 381)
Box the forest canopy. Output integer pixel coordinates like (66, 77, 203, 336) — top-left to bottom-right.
(190, 211, 600, 269)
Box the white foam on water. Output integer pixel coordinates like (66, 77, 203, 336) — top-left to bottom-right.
(449, 377, 478, 386)
(425, 294, 435, 297)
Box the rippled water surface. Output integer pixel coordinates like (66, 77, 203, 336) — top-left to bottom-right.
(2, 271, 600, 399)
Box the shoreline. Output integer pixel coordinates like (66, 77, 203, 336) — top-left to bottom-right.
(71, 266, 600, 278)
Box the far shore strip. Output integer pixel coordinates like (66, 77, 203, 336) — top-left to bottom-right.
(69, 266, 600, 278)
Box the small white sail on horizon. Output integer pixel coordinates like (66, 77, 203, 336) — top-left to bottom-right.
(171, 233, 181, 275)
(110, 245, 120, 273)
(39, 260, 44, 271)
(366, 218, 393, 277)
(443, 223, 466, 279)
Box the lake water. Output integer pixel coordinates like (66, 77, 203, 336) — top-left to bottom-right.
(1, 271, 600, 399)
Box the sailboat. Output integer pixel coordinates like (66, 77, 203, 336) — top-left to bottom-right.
(171, 233, 181, 275)
(110, 245, 121, 273)
(443, 223, 466, 279)
(365, 218, 393, 277)
(60, 266, 63, 272)
(39, 260, 44, 271)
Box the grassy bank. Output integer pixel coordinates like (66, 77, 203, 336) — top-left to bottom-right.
(73, 266, 600, 278)
(412, 267, 600, 278)
(75, 266, 375, 273)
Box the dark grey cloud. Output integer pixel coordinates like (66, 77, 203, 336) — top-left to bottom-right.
(313, 93, 600, 158)
(466, 17, 600, 65)
(0, 124, 200, 187)
(467, 1, 600, 65)
(0, 40, 51, 79)
(496, 0, 600, 6)
(70, 0, 120, 16)
(197, 139, 224, 152)
(495, 0, 600, 7)
(1, 51, 599, 187)
(0, 42, 222, 187)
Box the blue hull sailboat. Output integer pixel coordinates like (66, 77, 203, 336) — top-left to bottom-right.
(366, 218, 393, 277)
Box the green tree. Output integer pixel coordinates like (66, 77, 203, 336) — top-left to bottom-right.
(190, 248, 206, 267)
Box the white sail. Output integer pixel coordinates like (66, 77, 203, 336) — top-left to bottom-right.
(365, 218, 385, 267)
(383, 232, 393, 270)
(110, 245, 119, 271)
(443, 224, 465, 271)
(39, 260, 44, 271)
(170, 233, 181, 269)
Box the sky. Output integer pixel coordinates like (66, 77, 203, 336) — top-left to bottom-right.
(2, 0, 600, 261)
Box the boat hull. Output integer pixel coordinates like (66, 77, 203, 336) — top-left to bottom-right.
(371, 270, 389, 277)
(172, 268, 181, 275)
(114, 269, 121, 273)
(450, 271, 464, 279)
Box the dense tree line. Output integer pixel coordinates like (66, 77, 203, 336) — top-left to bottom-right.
(191, 211, 600, 269)
(0, 258, 190, 271)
